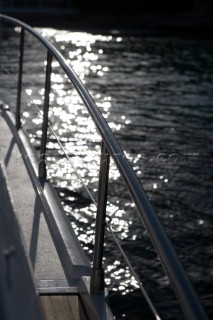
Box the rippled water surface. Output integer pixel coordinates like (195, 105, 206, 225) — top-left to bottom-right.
(0, 26, 213, 319)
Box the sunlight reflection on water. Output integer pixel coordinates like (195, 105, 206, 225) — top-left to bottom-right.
(36, 29, 146, 302)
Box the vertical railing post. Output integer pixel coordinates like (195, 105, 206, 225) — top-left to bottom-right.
(38, 51, 52, 180)
(90, 140, 110, 294)
(16, 27, 25, 128)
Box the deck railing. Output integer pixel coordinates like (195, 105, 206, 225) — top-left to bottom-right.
(0, 14, 208, 320)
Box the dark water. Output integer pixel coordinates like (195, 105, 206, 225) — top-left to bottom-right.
(0, 26, 213, 319)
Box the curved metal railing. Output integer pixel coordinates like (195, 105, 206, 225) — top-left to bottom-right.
(0, 14, 208, 320)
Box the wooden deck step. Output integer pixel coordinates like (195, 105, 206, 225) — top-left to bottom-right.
(40, 295, 88, 320)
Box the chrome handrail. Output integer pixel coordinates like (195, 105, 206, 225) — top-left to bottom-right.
(0, 14, 208, 320)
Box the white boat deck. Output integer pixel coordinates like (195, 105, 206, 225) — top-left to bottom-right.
(0, 109, 67, 283)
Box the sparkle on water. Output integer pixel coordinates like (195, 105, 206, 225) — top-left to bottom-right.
(40, 29, 150, 296)
(17, 28, 142, 295)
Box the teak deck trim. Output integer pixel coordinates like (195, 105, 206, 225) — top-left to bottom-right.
(40, 295, 88, 320)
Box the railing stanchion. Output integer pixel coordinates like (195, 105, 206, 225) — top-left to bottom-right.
(39, 51, 52, 179)
(90, 140, 110, 294)
(16, 27, 24, 128)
